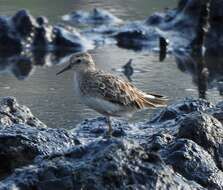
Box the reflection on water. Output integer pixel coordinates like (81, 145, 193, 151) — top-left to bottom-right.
(122, 59, 134, 82)
(0, 0, 222, 129)
(175, 51, 223, 98)
(0, 51, 73, 79)
(159, 37, 168, 62)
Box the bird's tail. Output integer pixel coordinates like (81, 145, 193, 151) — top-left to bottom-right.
(142, 92, 168, 108)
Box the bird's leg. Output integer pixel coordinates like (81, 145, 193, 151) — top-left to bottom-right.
(106, 116, 113, 136)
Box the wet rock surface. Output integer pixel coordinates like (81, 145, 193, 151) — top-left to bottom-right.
(0, 97, 80, 179)
(0, 9, 95, 80)
(0, 0, 223, 56)
(62, 8, 123, 25)
(1, 0, 223, 81)
(0, 97, 223, 189)
(76, 0, 199, 51)
(0, 139, 203, 190)
(0, 9, 93, 53)
(113, 22, 160, 51)
(1, 1, 223, 189)
(76, 0, 223, 52)
(0, 97, 46, 128)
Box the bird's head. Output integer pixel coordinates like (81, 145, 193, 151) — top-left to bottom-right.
(56, 52, 95, 75)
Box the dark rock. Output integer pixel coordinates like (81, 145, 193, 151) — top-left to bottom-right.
(178, 112, 223, 170)
(0, 97, 46, 128)
(78, 0, 205, 51)
(147, 107, 223, 189)
(2, 0, 223, 54)
(150, 98, 214, 123)
(177, 0, 201, 17)
(0, 124, 79, 179)
(216, 101, 223, 109)
(0, 139, 203, 190)
(12, 9, 38, 38)
(0, 17, 22, 52)
(164, 139, 223, 189)
(52, 26, 93, 51)
(36, 16, 49, 26)
(145, 0, 223, 52)
(0, 10, 42, 52)
(32, 16, 52, 49)
(32, 24, 53, 49)
(32, 26, 50, 48)
(81, 25, 118, 45)
(114, 22, 160, 51)
(0, 17, 9, 34)
(80, 0, 208, 51)
(72, 117, 130, 144)
(0, 33, 22, 53)
(146, 12, 166, 25)
(0, 97, 223, 189)
(146, 0, 201, 30)
(0, 10, 94, 54)
(211, 101, 223, 122)
(0, 97, 79, 178)
(205, 0, 223, 53)
(62, 8, 122, 25)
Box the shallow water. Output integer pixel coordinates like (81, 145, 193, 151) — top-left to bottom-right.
(0, 0, 222, 129)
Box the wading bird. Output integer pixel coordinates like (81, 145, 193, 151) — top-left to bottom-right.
(57, 52, 167, 136)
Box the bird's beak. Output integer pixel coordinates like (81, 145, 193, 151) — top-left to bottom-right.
(56, 64, 72, 75)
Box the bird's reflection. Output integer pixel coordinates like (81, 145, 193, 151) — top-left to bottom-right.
(122, 58, 134, 81)
(0, 50, 74, 80)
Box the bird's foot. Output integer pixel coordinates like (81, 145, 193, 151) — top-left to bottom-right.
(103, 130, 113, 138)
(103, 116, 113, 138)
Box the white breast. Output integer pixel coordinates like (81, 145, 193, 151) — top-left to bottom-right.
(82, 96, 135, 117)
(73, 72, 81, 97)
(73, 72, 135, 117)
(84, 97, 121, 113)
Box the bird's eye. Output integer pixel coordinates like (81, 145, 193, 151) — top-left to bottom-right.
(76, 59, 81, 64)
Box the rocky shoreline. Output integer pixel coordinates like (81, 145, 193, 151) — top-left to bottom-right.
(0, 0, 223, 189)
(0, 97, 222, 189)
(1, 0, 223, 55)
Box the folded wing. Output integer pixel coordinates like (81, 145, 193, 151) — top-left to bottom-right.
(80, 70, 168, 109)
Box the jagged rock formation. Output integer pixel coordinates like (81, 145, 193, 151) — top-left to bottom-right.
(62, 8, 123, 25)
(0, 10, 93, 53)
(0, 97, 222, 189)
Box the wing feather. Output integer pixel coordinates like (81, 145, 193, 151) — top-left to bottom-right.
(80, 70, 163, 109)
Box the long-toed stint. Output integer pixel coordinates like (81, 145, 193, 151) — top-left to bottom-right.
(57, 52, 168, 136)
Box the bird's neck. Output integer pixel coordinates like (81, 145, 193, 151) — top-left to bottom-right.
(77, 65, 96, 74)
(74, 67, 95, 81)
